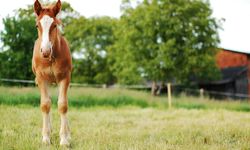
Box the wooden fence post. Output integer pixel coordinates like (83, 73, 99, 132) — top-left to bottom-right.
(200, 88, 204, 100)
(102, 84, 107, 89)
(167, 83, 172, 109)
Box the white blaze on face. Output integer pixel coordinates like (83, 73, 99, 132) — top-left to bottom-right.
(40, 15, 54, 52)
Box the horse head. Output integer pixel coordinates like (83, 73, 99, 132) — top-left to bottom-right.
(34, 0, 61, 58)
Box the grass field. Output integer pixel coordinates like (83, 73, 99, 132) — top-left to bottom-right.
(1, 86, 250, 149)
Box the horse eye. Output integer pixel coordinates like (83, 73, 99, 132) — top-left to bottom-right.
(54, 25, 57, 28)
(36, 25, 38, 28)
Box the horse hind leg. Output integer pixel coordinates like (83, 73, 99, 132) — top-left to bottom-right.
(58, 76, 71, 146)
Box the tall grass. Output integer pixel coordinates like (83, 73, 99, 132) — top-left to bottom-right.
(0, 86, 156, 108)
(0, 86, 250, 112)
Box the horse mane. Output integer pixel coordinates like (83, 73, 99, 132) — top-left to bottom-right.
(43, 4, 55, 9)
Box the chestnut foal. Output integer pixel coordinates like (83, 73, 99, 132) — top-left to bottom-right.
(32, 0, 72, 146)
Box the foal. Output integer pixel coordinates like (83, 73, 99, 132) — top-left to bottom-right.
(32, 0, 72, 145)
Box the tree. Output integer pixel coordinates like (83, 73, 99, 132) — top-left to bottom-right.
(0, 0, 221, 88)
(65, 17, 117, 84)
(0, 9, 37, 81)
(112, 0, 221, 87)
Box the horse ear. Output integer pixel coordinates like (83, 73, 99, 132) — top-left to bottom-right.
(53, 0, 61, 16)
(34, 0, 43, 16)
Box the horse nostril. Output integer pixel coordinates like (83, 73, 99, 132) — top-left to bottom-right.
(40, 48, 42, 52)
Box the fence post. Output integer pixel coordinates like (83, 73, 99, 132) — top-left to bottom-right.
(167, 83, 172, 109)
(200, 88, 204, 100)
(102, 84, 107, 89)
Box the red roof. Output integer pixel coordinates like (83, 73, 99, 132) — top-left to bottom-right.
(216, 49, 248, 69)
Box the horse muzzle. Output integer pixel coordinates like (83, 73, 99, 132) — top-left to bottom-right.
(41, 49, 51, 58)
(40, 42, 53, 58)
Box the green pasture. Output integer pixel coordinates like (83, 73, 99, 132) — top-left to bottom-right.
(0, 86, 250, 112)
(0, 86, 250, 149)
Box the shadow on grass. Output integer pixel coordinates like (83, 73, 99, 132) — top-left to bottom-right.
(1, 93, 250, 112)
(234, 105, 250, 112)
(173, 100, 250, 112)
(0, 94, 149, 108)
(175, 103, 207, 110)
(70, 96, 149, 108)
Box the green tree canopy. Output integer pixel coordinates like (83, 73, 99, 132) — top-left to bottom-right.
(0, 7, 37, 80)
(65, 17, 117, 84)
(0, 0, 221, 87)
(112, 0, 221, 85)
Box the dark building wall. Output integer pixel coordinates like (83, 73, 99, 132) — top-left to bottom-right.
(200, 49, 250, 99)
(235, 70, 248, 94)
(217, 49, 250, 96)
(247, 55, 250, 96)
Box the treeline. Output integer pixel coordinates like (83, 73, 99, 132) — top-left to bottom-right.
(0, 0, 221, 86)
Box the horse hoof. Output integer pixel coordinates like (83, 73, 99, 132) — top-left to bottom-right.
(67, 134, 71, 141)
(60, 138, 70, 146)
(42, 136, 51, 145)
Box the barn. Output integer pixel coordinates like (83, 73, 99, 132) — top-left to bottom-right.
(199, 48, 250, 99)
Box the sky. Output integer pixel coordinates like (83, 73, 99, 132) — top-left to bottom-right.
(0, 0, 250, 53)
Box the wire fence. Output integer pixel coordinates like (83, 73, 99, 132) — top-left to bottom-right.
(0, 78, 249, 100)
(0, 78, 150, 89)
(173, 87, 250, 99)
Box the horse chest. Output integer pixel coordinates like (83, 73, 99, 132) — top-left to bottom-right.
(36, 65, 55, 82)
(34, 57, 70, 83)
(41, 66, 54, 75)
(35, 64, 62, 83)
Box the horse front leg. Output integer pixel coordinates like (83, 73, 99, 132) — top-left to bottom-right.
(58, 76, 71, 146)
(38, 80, 52, 144)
